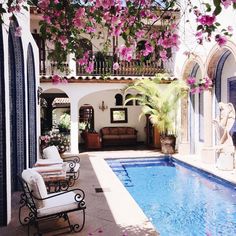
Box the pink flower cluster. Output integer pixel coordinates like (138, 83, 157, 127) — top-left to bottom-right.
(187, 76, 212, 94)
(3, 0, 235, 75)
(52, 75, 68, 85)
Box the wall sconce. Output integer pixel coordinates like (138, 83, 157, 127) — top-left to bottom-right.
(99, 101, 108, 111)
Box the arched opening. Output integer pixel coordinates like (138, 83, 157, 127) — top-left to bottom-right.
(79, 105, 94, 132)
(125, 94, 133, 106)
(27, 43, 37, 167)
(115, 93, 123, 106)
(8, 21, 26, 190)
(40, 89, 71, 153)
(214, 50, 231, 103)
(0, 22, 7, 226)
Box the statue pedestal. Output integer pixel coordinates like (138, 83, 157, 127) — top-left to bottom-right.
(201, 147, 216, 164)
(216, 152, 234, 170)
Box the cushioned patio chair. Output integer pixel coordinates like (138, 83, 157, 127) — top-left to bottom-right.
(35, 146, 81, 185)
(19, 168, 86, 236)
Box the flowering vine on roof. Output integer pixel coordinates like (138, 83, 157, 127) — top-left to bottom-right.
(0, 0, 235, 73)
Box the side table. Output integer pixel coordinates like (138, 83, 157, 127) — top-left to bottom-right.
(84, 132, 102, 150)
(40, 171, 69, 192)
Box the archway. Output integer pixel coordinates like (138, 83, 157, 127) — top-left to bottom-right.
(180, 57, 204, 155)
(40, 89, 71, 152)
(27, 43, 37, 167)
(207, 47, 236, 119)
(0, 22, 7, 226)
(188, 63, 204, 154)
(8, 21, 26, 190)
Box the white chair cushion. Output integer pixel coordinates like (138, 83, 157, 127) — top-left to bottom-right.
(43, 146, 62, 161)
(37, 192, 81, 217)
(22, 169, 48, 209)
(66, 163, 80, 173)
(35, 159, 63, 166)
(33, 164, 63, 173)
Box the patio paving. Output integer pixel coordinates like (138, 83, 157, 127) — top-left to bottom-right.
(1, 148, 236, 236)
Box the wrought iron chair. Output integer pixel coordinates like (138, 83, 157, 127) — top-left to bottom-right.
(18, 168, 86, 236)
(36, 146, 81, 186)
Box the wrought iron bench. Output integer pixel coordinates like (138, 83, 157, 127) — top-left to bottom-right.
(18, 168, 86, 236)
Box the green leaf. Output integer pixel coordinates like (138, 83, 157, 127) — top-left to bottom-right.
(197, 25, 203, 31)
(215, 22, 221, 26)
(213, 6, 222, 16)
(213, 0, 221, 8)
(204, 3, 212, 12)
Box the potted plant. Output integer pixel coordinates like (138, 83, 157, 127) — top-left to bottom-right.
(40, 132, 70, 154)
(58, 112, 70, 133)
(125, 73, 188, 154)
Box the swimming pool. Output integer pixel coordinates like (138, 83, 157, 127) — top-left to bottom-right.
(107, 157, 236, 236)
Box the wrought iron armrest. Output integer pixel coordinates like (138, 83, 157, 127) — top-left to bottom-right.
(62, 155, 80, 163)
(63, 158, 80, 173)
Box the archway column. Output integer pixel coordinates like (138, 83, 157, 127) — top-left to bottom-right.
(70, 98, 79, 154)
(178, 96, 190, 154)
(201, 88, 215, 164)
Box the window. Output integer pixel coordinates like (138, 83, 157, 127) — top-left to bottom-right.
(125, 94, 133, 106)
(115, 94, 123, 106)
(79, 105, 94, 131)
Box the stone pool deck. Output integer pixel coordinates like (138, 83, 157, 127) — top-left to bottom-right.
(1, 149, 236, 236)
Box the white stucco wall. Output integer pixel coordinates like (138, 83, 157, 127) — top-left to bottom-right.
(78, 89, 146, 142)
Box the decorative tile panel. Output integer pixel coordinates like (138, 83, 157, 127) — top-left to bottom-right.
(0, 24, 7, 226)
(27, 44, 37, 167)
(8, 21, 26, 190)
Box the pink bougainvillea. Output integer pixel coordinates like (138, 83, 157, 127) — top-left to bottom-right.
(187, 76, 213, 94)
(1, 0, 234, 75)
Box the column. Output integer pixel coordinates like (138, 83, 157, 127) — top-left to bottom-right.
(178, 96, 190, 155)
(70, 99, 79, 154)
(201, 88, 215, 164)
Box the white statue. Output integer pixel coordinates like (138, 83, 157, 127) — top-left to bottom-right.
(212, 102, 236, 170)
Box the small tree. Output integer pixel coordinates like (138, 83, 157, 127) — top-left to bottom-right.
(125, 74, 188, 153)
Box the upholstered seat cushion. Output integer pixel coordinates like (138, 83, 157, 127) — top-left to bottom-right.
(119, 134, 137, 139)
(33, 164, 64, 173)
(102, 134, 120, 139)
(22, 168, 48, 208)
(35, 159, 63, 166)
(43, 146, 62, 160)
(37, 192, 81, 217)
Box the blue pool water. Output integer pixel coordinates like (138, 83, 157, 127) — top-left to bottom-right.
(107, 157, 236, 236)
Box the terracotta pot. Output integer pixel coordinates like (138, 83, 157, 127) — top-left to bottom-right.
(160, 135, 176, 154)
